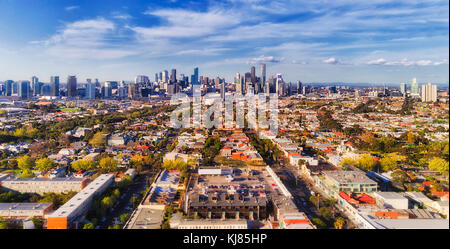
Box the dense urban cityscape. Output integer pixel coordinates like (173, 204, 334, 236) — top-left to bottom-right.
(0, 63, 448, 229)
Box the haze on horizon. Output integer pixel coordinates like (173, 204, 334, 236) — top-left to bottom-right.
(0, 0, 448, 84)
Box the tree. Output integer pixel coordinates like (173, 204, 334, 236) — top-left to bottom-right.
(334, 217, 345, 229)
(309, 196, 319, 208)
(99, 157, 119, 172)
(71, 158, 96, 172)
(340, 158, 357, 167)
(19, 169, 35, 178)
(118, 175, 133, 189)
(120, 213, 130, 224)
(16, 155, 35, 171)
(90, 132, 106, 147)
(428, 157, 449, 176)
(162, 159, 188, 171)
(30, 217, 43, 229)
(379, 156, 398, 172)
(311, 218, 326, 228)
(36, 158, 56, 172)
(357, 155, 378, 171)
(391, 170, 410, 185)
(319, 206, 333, 221)
(83, 222, 95, 229)
(0, 218, 7, 229)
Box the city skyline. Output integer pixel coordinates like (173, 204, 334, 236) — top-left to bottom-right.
(0, 0, 448, 84)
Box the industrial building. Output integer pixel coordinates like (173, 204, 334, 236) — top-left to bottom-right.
(0, 203, 53, 220)
(0, 176, 88, 194)
(46, 174, 114, 229)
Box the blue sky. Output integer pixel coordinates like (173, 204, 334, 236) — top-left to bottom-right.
(0, 0, 448, 85)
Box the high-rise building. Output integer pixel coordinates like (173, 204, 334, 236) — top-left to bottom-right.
(86, 83, 96, 99)
(161, 70, 168, 83)
(128, 83, 137, 99)
(400, 83, 407, 96)
(235, 73, 242, 94)
(135, 75, 149, 85)
(50, 76, 60, 96)
(221, 82, 226, 101)
(31, 76, 39, 96)
(411, 78, 419, 95)
(297, 80, 302, 95)
(245, 72, 252, 83)
(260, 64, 266, 90)
(193, 67, 199, 85)
(421, 83, 437, 102)
(276, 74, 284, 96)
(18, 81, 30, 99)
(102, 82, 112, 99)
(5, 80, 13, 96)
(250, 66, 256, 83)
(170, 69, 177, 83)
(67, 76, 77, 97)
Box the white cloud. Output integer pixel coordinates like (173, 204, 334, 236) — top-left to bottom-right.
(65, 6, 79, 11)
(32, 18, 137, 59)
(323, 57, 339, 64)
(247, 55, 283, 64)
(112, 14, 132, 20)
(366, 58, 449, 66)
(132, 8, 241, 40)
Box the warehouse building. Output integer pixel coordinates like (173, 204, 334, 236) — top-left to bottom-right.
(0, 176, 88, 194)
(0, 203, 53, 220)
(46, 174, 114, 229)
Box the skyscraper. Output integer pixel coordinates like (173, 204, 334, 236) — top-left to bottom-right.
(128, 83, 137, 99)
(260, 64, 266, 90)
(86, 83, 96, 100)
(31, 76, 39, 96)
(102, 81, 112, 99)
(170, 69, 177, 83)
(162, 70, 169, 83)
(276, 74, 284, 96)
(18, 81, 30, 99)
(50, 76, 59, 96)
(421, 83, 437, 102)
(251, 66, 256, 83)
(193, 67, 199, 85)
(5, 80, 13, 96)
(67, 76, 77, 97)
(297, 80, 302, 95)
(411, 78, 419, 95)
(400, 83, 407, 96)
(220, 82, 226, 101)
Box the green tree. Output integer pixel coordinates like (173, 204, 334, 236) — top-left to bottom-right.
(16, 155, 35, 171)
(319, 206, 333, 221)
(428, 157, 449, 176)
(35, 158, 56, 173)
(391, 170, 410, 185)
(379, 156, 398, 172)
(83, 222, 95, 229)
(19, 169, 35, 178)
(334, 217, 345, 229)
(99, 157, 119, 172)
(90, 132, 106, 147)
(311, 218, 326, 229)
(120, 213, 130, 224)
(71, 158, 96, 172)
(30, 217, 43, 229)
(309, 196, 319, 208)
(0, 218, 7, 229)
(357, 155, 378, 171)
